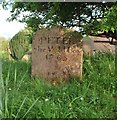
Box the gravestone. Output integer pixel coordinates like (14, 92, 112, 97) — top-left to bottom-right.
(32, 26, 83, 83)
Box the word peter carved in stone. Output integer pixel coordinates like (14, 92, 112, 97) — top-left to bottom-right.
(32, 26, 83, 83)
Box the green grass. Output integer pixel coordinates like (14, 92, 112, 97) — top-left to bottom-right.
(0, 52, 116, 118)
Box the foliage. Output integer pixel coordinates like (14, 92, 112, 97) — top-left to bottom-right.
(1, 40, 9, 52)
(0, 36, 8, 42)
(9, 27, 33, 60)
(0, 37, 9, 60)
(3, 2, 116, 34)
(1, 52, 116, 118)
(100, 4, 117, 32)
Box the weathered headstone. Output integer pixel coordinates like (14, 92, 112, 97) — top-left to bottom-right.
(32, 26, 83, 83)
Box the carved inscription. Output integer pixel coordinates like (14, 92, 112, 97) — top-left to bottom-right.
(32, 26, 83, 82)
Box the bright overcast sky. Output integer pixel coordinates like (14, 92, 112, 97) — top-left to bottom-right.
(0, 4, 25, 39)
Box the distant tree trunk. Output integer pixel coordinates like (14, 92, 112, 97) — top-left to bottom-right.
(92, 30, 117, 45)
(107, 30, 117, 44)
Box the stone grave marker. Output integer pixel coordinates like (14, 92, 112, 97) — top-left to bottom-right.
(32, 26, 83, 83)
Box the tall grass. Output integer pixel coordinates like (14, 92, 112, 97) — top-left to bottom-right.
(0, 57, 4, 118)
(1, 52, 116, 118)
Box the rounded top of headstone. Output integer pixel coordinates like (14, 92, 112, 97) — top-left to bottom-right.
(32, 26, 83, 82)
(34, 26, 83, 44)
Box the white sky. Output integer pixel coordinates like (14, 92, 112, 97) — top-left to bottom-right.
(0, 5, 25, 39)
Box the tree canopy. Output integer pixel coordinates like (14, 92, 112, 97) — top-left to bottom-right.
(2, 1, 117, 40)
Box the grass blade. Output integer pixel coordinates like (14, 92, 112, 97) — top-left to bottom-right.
(15, 97, 27, 119)
(17, 70, 28, 91)
(0, 58, 4, 118)
(4, 69, 10, 117)
(10, 68, 17, 116)
(22, 97, 40, 118)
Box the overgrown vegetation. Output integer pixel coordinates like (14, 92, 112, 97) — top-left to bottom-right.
(1, 52, 116, 118)
(9, 27, 33, 60)
(0, 37, 9, 60)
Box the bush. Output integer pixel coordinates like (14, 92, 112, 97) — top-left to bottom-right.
(9, 27, 33, 60)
